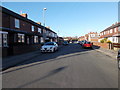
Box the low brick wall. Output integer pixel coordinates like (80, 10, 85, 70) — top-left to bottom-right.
(13, 44, 41, 55)
(2, 47, 8, 57)
(93, 42, 110, 49)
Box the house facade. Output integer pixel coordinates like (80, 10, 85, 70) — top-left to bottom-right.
(99, 22, 120, 43)
(78, 32, 99, 43)
(78, 36, 85, 41)
(0, 6, 58, 57)
(87, 32, 99, 42)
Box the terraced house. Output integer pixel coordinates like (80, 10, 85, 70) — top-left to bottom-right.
(0, 6, 58, 57)
(99, 22, 120, 43)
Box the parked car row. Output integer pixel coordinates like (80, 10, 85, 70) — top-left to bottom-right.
(78, 40, 93, 49)
(40, 40, 93, 53)
(63, 41, 69, 45)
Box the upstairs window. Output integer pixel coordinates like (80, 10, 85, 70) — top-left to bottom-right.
(110, 29, 113, 33)
(104, 32, 106, 35)
(15, 18, 20, 28)
(114, 28, 117, 32)
(43, 29, 46, 34)
(32, 26, 34, 32)
(38, 28, 41, 33)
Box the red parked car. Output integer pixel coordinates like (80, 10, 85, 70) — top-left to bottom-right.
(82, 42, 93, 48)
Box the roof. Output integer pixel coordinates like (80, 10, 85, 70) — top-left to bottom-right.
(101, 22, 120, 33)
(0, 6, 56, 34)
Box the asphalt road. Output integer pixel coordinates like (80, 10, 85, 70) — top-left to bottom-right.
(2, 43, 118, 88)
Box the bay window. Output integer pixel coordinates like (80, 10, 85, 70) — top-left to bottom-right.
(18, 33, 25, 43)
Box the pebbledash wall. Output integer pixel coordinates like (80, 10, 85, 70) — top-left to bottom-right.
(0, 6, 58, 57)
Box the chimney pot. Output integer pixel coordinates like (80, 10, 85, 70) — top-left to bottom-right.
(37, 22, 41, 25)
(20, 13, 28, 18)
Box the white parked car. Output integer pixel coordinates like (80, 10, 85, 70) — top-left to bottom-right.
(41, 42, 58, 53)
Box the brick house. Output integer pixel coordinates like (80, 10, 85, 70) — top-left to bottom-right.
(78, 36, 85, 41)
(99, 22, 120, 43)
(78, 32, 99, 42)
(0, 6, 58, 57)
(87, 32, 100, 42)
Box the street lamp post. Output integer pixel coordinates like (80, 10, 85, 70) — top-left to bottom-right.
(43, 8, 47, 43)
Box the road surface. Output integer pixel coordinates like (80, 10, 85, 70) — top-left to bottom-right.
(2, 43, 118, 88)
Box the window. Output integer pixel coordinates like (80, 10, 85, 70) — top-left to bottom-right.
(104, 32, 106, 35)
(46, 31, 49, 36)
(110, 29, 113, 33)
(34, 36, 38, 43)
(55, 34, 57, 38)
(43, 29, 46, 34)
(32, 26, 34, 32)
(52, 33, 54, 37)
(91, 34, 95, 37)
(102, 32, 103, 35)
(114, 28, 117, 32)
(18, 33, 24, 43)
(15, 18, 20, 28)
(3, 34, 8, 47)
(0, 31, 8, 47)
(41, 37, 44, 43)
(49, 32, 52, 37)
(38, 28, 41, 33)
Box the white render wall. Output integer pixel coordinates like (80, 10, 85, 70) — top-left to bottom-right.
(108, 37, 118, 43)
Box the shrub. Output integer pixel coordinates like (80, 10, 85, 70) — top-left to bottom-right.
(100, 39, 104, 43)
(107, 40, 112, 43)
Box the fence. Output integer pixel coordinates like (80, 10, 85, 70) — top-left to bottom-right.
(93, 42, 120, 50)
(113, 43, 120, 48)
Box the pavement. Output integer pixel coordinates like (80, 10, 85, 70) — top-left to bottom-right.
(1, 44, 118, 71)
(1, 45, 63, 71)
(93, 45, 118, 60)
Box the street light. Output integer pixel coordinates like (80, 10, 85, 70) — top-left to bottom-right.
(43, 8, 47, 27)
(43, 8, 47, 42)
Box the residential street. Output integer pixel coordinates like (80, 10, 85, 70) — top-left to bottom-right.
(2, 43, 118, 88)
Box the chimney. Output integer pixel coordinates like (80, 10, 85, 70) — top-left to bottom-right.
(20, 13, 28, 18)
(46, 26, 50, 29)
(37, 22, 41, 25)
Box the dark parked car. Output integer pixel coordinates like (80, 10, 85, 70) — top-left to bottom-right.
(63, 41, 69, 45)
(78, 41, 82, 45)
(117, 50, 120, 69)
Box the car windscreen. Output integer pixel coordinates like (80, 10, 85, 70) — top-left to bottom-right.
(44, 42, 54, 45)
(84, 42, 91, 44)
(64, 41, 68, 43)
